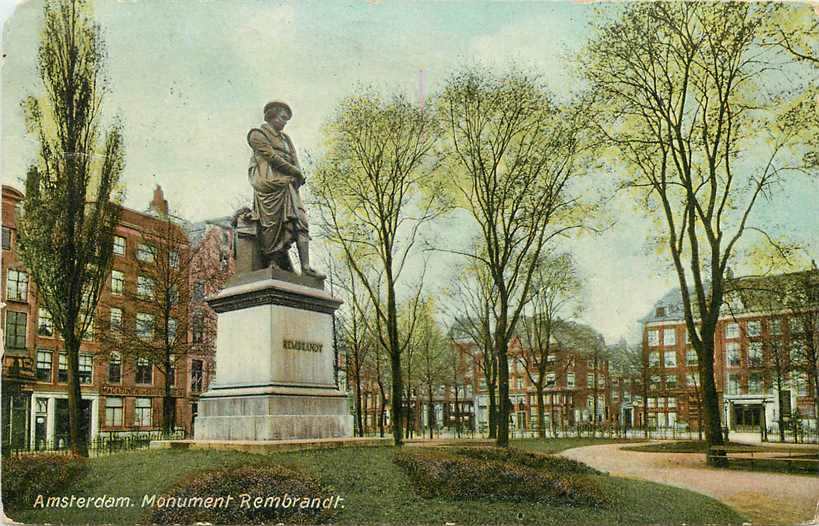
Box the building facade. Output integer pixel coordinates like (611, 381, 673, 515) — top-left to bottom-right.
(1, 185, 225, 450)
(642, 272, 819, 435)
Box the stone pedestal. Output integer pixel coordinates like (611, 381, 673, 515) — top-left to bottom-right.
(194, 270, 352, 441)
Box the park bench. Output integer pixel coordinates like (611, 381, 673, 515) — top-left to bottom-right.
(708, 445, 819, 473)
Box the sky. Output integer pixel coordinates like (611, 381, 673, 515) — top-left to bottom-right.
(2, 0, 817, 346)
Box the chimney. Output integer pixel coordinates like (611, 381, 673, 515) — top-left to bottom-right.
(150, 184, 169, 216)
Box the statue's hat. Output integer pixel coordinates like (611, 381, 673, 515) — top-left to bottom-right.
(264, 100, 292, 117)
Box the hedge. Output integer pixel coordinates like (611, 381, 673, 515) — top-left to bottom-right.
(393, 448, 608, 508)
(450, 446, 603, 475)
(2, 454, 89, 510)
(150, 464, 339, 525)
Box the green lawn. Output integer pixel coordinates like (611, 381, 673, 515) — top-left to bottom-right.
(513, 437, 642, 454)
(8, 446, 744, 525)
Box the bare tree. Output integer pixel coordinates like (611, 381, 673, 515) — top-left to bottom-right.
(438, 67, 589, 447)
(414, 299, 447, 439)
(99, 214, 225, 433)
(584, 3, 812, 463)
(330, 253, 376, 437)
(18, 0, 125, 456)
(312, 92, 445, 446)
(447, 257, 499, 438)
(517, 253, 582, 438)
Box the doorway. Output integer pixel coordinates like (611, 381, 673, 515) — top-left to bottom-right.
(55, 398, 92, 450)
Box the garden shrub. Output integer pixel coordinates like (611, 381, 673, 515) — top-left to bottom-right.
(2, 454, 88, 510)
(150, 464, 339, 525)
(449, 446, 602, 475)
(393, 448, 608, 508)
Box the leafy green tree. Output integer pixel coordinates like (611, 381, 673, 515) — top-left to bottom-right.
(312, 92, 446, 446)
(583, 2, 812, 464)
(517, 252, 582, 438)
(18, 0, 125, 457)
(438, 68, 589, 447)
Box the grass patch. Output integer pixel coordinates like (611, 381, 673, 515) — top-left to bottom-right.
(7, 446, 744, 525)
(513, 437, 640, 454)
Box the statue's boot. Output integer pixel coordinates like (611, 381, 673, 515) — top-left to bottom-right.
(270, 251, 294, 272)
(297, 239, 326, 279)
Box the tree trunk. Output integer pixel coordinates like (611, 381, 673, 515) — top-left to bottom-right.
(354, 363, 364, 437)
(428, 385, 435, 440)
(537, 385, 546, 439)
(163, 354, 174, 435)
(698, 332, 726, 466)
(487, 374, 497, 439)
(496, 346, 510, 447)
(64, 332, 88, 457)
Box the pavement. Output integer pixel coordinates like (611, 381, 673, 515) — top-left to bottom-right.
(561, 442, 819, 526)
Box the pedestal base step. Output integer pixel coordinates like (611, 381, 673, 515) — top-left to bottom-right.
(150, 436, 391, 454)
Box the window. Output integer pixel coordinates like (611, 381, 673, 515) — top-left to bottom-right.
(647, 330, 659, 347)
(650, 375, 661, 390)
(82, 318, 94, 341)
(727, 374, 739, 395)
(192, 311, 204, 343)
(665, 374, 677, 389)
(664, 351, 677, 368)
(685, 350, 698, 366)
(789, 342, 804, 367)
(37, 308, 54, 337)
(191, 359, 203, 392)
(648, 397, 656, 408)
(36, 350, 53, 382)
(663, 329, 676, 346)
(724, 323, 739, 339)
(108, 352, 121, 383)
(168, 318, 178, 341)
(105, 397, 123, 426)
(111, 270, 124, 296)
(113, 236, 126, 256)
(648, 351, 660, 368)
(748, 373, 763, 394)
(789, 317, 804, 334)
(136, 357, 153, 384)
(655, 306, 666, 317)
(137, 243, 155, 263)
(137, 276, 154, 300)
(135, 398, 152, 427)
(567, 372, 575, 388)
(516, 377, 523, 390)
(726, 342, 741, 367)
(110, 308, 123, 333)
(1, 226, 11, 250)
(193, 281, 205, 301)
(668, 397, 677, 408)
(79, 353, 93, 384)
(770, 319, 782, 335)
(58, 352, 68, 382)
(4, 311, 27, 350)
(587, 373, 595, 387)
(794, 373, 808, 396)
(746, 321, 761, 338)
(169, 250, 179, 269)
(748, 342, 763, 367)
(6, 269, 28, 301)
(136, 313, 154, 340)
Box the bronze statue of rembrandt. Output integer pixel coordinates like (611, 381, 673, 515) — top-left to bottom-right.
(246, 100, 324, 279)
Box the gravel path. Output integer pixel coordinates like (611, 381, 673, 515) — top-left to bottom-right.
(561, 443, 819, 526)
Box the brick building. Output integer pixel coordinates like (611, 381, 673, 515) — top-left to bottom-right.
(642, 270, 819, 435)
(1, 185, 227, 450)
